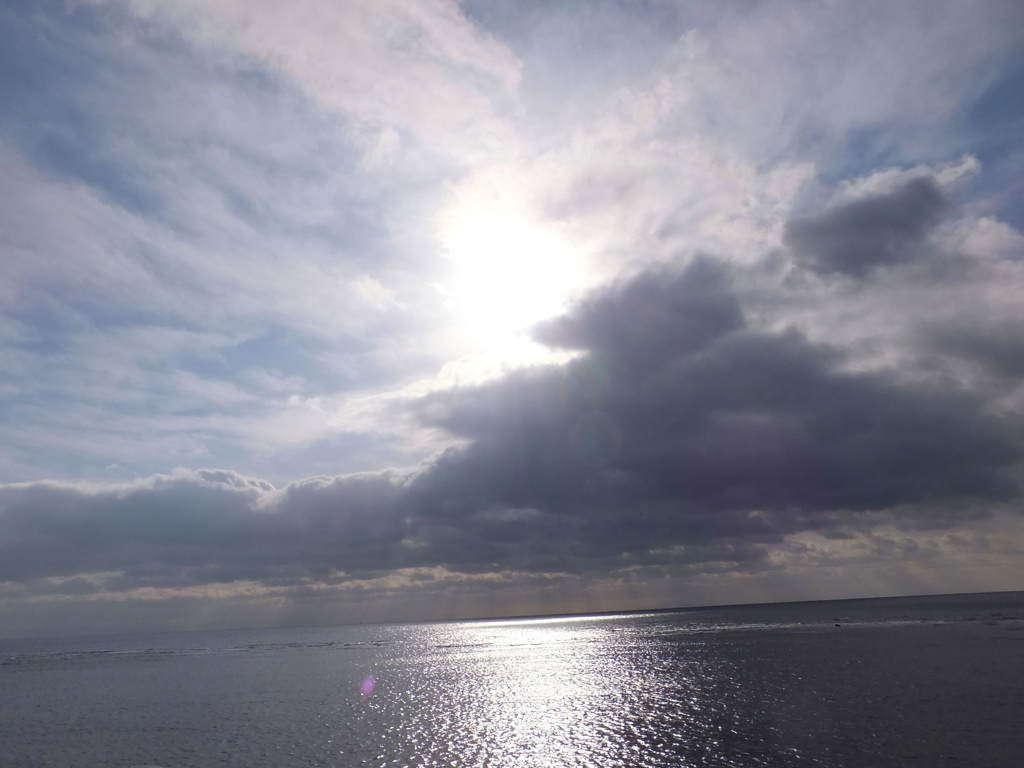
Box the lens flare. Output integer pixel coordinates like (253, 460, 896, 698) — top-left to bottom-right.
(360, 675, 376, 696)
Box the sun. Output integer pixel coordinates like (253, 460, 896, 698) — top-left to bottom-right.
(437, 204, 584, 369)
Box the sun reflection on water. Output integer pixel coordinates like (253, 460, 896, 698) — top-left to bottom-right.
(427, 616, 641, 767)
(341, 613, 803, 767)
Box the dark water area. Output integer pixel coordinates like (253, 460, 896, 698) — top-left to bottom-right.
(1, 591, 1022, 767)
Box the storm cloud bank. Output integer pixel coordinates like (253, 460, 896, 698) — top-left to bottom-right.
(3, 174, 1022, 628)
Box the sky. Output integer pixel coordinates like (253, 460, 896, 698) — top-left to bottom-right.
(1, 0, 1023, 637)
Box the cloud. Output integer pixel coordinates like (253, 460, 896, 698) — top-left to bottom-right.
(0, 469, 406, 586)
(411, 256, 1019, 572)
(785, 177, 946, 276)
(661, 0, 1023, 165)
(1, 1, 1023, 634)
(0, 4, 463, 481)
(5, 0, 1022, 488)
(922, 318, 1024, 380)
(88, 0, 522, 161)
(5, 228, 1020, 612)
(534, 257, 744, 362)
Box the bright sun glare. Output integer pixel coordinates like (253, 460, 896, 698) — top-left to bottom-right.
(438, 206, 584, 368)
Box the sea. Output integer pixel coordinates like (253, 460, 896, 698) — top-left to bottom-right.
(1, 591, 1022, 767)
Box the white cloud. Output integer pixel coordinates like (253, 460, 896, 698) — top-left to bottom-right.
(91, 0, 522, 163)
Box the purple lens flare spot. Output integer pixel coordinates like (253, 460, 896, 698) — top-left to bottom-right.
(360, 675, 376, 696)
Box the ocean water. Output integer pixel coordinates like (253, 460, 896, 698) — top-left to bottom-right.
(1, 592, 1022, 767)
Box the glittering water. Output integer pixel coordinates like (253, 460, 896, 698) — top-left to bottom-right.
(2, 592, 1022, 767)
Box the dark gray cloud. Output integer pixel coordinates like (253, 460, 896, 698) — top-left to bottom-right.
(922, 319, 1024, 380)
(0, 470, 407, 587)
(1, 209, 1021, 606)
(785, 177, 946, 276)
(534, 257, 744, 363)
(408, 257, 1018, 575)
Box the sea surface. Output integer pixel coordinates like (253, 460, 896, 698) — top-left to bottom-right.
(1, 591, 1022, 767)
